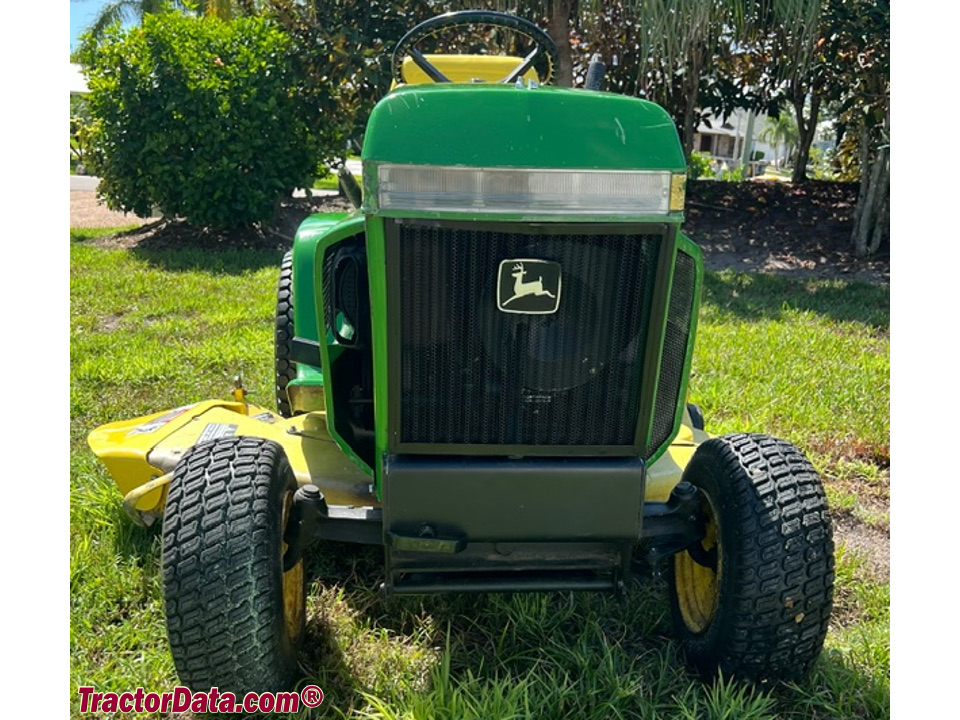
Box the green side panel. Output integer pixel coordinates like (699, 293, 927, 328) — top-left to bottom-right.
(646, 231, 703, 465)
(292, 212, 373, 476)
(365, 216, 389, 499)
(291, 212, 351, 351)
(362, 84, 685, 172)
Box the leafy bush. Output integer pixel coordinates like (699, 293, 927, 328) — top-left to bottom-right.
(808, 146, 838, 180)
(687, 151, 712, 179)
(79, 13, 327, 228)
(70, 95, 92, 168)
(720, 165, 745, 182)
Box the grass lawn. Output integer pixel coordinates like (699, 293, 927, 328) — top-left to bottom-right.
(314, 173, 361, 191)
(70, 228, 889, 718)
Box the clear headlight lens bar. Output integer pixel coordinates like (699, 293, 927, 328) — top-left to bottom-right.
(376, 164, 683, 215)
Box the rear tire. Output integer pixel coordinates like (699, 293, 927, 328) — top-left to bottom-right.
(275, 251, 296, 417)
(162, 436, 305, 695)
(686, 403, 705, 431)
(669, 433, 834, 682)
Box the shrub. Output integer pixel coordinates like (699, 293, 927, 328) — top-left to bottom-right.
(70, 95, 92, 168)
(719, 164, 745, 182)
(687, 151, 712, 179)
(809, 146, 837, 180)
(79, 13, 327, 228)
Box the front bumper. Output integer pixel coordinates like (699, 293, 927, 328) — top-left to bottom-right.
(380, 454, 644, 594)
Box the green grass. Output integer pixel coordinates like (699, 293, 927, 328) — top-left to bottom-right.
(693, 270, 889, 462)
(314, 173, 362, 191)
(314, 174, 340, 191)
(70, 231, 889, 718)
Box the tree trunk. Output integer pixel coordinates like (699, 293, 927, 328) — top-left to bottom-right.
(852, 134, 890, 257)
(834, 120, 846, 149)
(679, 49, 706, 161)
(546, 0, 573, 87)
(680, 94, 698, 161)
(851, 130, 871, 233)
(790, 93, 821, 183)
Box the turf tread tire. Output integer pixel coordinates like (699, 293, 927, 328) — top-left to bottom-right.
(670, 432, 834, 682)
(162, 436, 303, 695)
(275, 251, 296, 418)
(686, 403, 705, 431)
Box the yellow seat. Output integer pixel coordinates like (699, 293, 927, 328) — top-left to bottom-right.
(394, 54, 541, 88)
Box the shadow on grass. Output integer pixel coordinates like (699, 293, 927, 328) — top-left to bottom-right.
(294, 542, 672, 714)
(109, 503, 164, 566)
(702, 271, 890, 329)
(778, 647, 890, 718)
(296, 605, 362, 715)
(71, 227, 143, 242)
(71, 226, 287, 275)
(291, 541, 886, 719)
(94, 529, 886, 718)
(130, 246, 285, 275)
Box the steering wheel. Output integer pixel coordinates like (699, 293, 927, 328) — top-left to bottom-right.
(391, 10, 559, 86)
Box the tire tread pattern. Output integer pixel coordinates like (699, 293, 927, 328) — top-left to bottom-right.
(675, 432, 835, 682)
(275, 251, 296, 418)
(162, 436, 299, 695)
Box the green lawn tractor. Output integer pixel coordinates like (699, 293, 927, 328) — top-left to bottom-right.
(88, 10, 834, 696)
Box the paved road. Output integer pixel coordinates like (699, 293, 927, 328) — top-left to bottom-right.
(71, 175, 99, 191)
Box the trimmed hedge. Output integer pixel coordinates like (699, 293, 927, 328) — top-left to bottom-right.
(80, 13, 325, 228)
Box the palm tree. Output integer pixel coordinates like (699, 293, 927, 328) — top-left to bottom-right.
(72, 0, 246, 44)
(194, 0, 244, 19)
(72, 1, 188, 43)
(758, 113, 799, 169)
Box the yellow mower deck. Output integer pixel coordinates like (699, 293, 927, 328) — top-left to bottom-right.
(88, 400, 376, 520)
(88, 396, 706, 523)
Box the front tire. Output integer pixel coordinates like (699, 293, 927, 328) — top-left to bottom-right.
(162, 436, 305, 695)
(669, 433, 834, 682)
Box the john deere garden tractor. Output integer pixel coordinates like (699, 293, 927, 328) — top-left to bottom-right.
(88, 10, 834, 696)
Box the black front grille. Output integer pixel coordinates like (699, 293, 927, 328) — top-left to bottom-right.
(390, 221, 662, 450)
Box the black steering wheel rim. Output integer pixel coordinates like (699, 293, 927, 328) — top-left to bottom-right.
(391, 10, 558, 86)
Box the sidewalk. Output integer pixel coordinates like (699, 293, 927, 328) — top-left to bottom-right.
(70, 178, 149, 228)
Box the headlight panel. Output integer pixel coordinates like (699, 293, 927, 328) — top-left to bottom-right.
(375, 164, 681, 215)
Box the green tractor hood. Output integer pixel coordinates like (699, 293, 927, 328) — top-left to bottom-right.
(362, 83, 686, 179)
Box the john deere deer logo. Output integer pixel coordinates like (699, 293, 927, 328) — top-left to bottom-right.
(497, 259, 562, 314)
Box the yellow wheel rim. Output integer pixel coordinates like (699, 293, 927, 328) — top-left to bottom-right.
(675, 494, 722, 634)
(281, 491, 305, 642)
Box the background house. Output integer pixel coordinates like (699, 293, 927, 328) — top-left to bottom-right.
(70, 63, 89, 96)
(693, 108, 776, 174)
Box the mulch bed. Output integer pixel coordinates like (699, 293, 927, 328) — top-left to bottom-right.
(684, 180, 888, 284)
